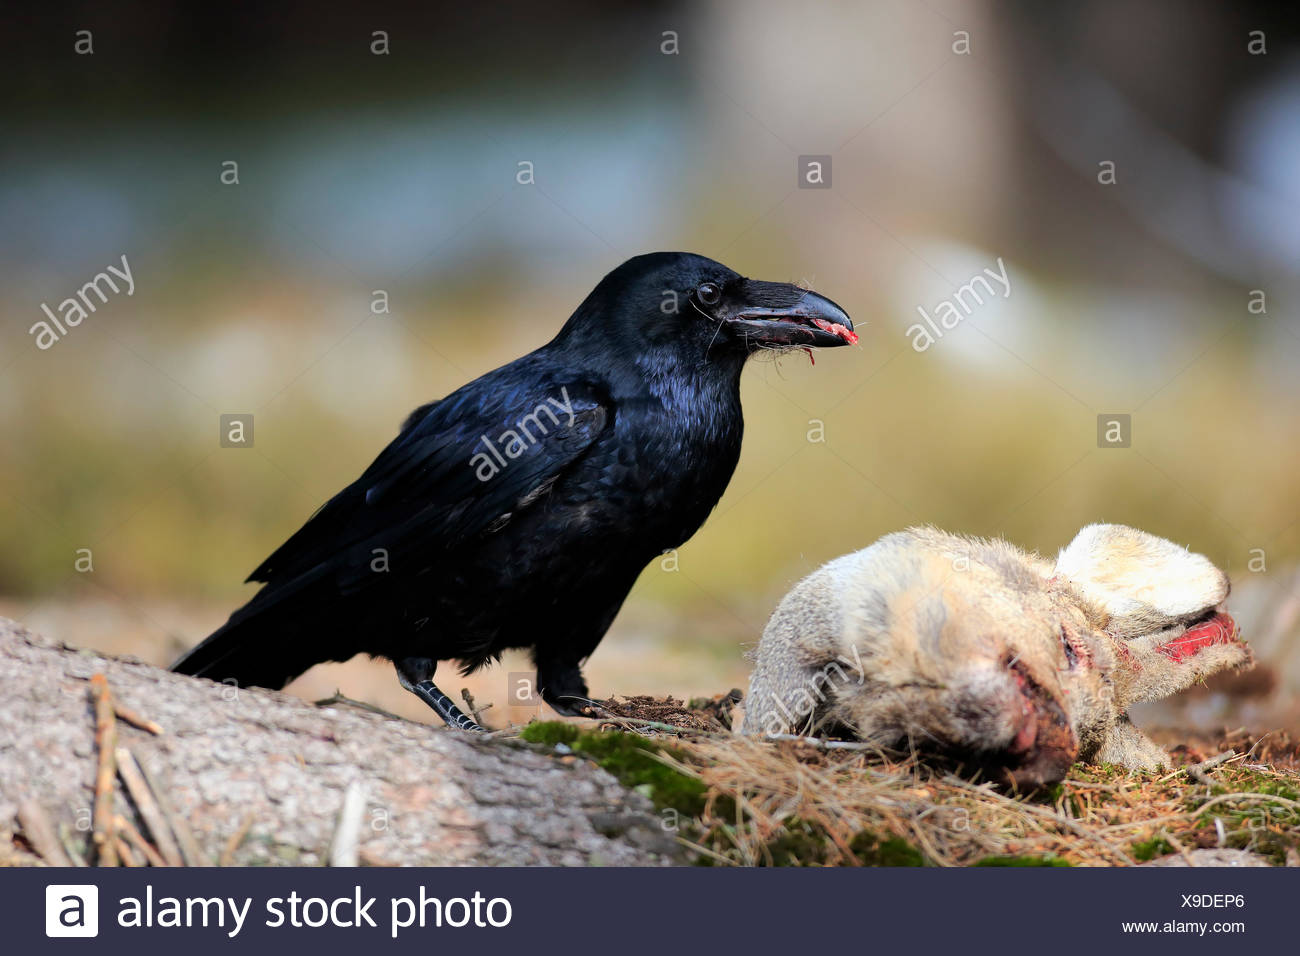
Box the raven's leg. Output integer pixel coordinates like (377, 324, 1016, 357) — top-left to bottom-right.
(535, 655, 596, 718)
(395, 657, 485, 732)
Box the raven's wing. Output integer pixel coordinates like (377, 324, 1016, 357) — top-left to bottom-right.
(247, 374, 610, 589)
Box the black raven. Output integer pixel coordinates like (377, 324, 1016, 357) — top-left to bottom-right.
(173, 252, 855, 728)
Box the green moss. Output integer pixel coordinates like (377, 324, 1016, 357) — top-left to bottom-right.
(1183, 769, 1300, 866)
(1038, 783, 1067, 804)
(755, 823, 928, 867)
(1130, 838, 1174, 862)
(849, 829, 927, 866)
(1084, 763, 1129, 781)
(524, 724, 712, 817)
(580, 731, 711, 817)
(519, 721, 580, 746)
(763, 819, 829, 866)
(974, 855, 1071, 867)
(1236, 771, 1299, 802)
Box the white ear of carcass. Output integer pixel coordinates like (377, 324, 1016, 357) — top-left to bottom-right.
(1055, 524, 1228, 627)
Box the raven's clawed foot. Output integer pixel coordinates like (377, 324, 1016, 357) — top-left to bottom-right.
(410, 679, 486, 732)
(538, 663, 599, 718)
(545, 696, 602, 719)
(396, 658, 486, 732)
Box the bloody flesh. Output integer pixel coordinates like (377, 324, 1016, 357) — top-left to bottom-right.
(1157, 612, 1239, 662)
(811, 316, 858, 345)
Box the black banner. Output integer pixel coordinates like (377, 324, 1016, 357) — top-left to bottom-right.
(7, 867, 1283, 952)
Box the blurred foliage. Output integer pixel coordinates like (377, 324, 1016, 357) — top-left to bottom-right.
(2, 278, 1298, 611)
(2, 0, 1297, 673)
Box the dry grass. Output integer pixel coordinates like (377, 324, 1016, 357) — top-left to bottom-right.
(602, 710, 1300, 866)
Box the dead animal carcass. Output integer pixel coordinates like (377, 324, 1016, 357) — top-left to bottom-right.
(742, 525, 1252, 787)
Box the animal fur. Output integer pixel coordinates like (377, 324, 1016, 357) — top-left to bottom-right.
(742, 524, 1253, 787)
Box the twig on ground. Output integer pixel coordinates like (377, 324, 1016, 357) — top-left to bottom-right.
(461, 689, 492, 727)
(114, 814, 167, 867)
(314, 690, 404, 721)
(16, 800, 71, 867)
(329, 780, 368, 867)
(89, 673, 119, 866)
(1064, 779, 1124, 793)
(1189, 750, 1240, 786)
(112, 701, 164, 736)
(673, 835, 734, 865)
(136, 757, 212, 866)
(1194, 791, 1300, 815)
(1163, 829, 1198, 866)
(219, 813, 255, 867)
(763, 732, 883, 752)
(1243, 732, 1273, 762)
(57, 823, 88, 867)
(1159, 749, 1239, 785)
(116, 746, 184, 866)
(114, 835, 138, 867)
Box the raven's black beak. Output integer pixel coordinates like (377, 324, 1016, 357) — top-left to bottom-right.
(722, 280, 856, 348)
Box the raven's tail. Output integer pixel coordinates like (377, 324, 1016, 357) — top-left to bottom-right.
(171, 593, 320, 691)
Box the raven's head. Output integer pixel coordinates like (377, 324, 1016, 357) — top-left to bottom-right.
(564, 252, 856, 359)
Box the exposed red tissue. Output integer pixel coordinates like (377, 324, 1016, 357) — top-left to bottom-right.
(811, 317, 859, 345)
(1157, 612, 1239, 662)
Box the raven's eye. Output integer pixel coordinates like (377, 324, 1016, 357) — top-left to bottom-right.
(696, 282, 722, 306)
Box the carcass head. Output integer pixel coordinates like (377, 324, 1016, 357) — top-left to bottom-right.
(1052, 524, 1253, 712)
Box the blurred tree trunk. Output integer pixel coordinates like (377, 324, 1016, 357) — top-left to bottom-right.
(0, 619, 677, 867)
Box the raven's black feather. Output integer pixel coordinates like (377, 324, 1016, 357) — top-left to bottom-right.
(172, 252, 852, 714)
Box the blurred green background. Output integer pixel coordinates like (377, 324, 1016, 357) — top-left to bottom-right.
(2, 1, 1297, 726)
